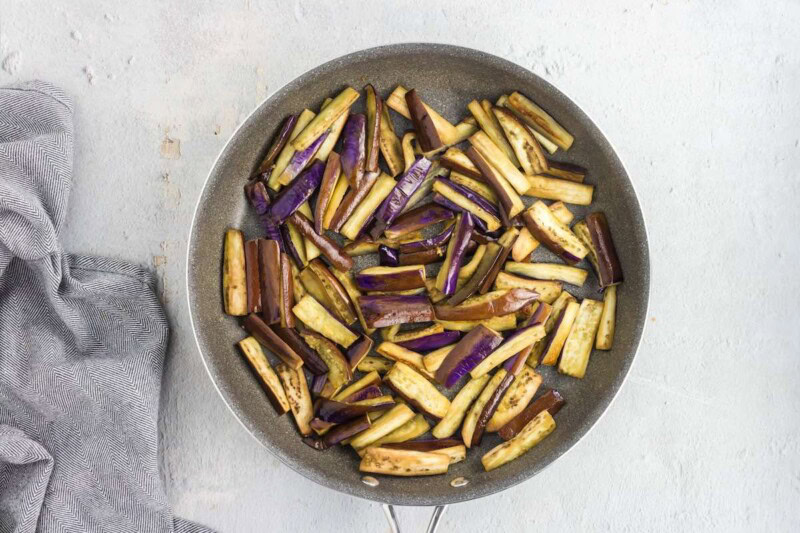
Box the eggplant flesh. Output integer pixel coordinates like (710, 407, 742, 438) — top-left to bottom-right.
(435, 288, 538, 321)
(522, 201, 588, 264)
(498, 388, 565, 440)
(435, 325, 503, 388)
(223, 229, 248, 316)
(293, 295, 358, 348)
(300, 330, 353, 389)
(596, 285, 617, 350)
(359, 447, 449, 477)
(385, 362, 451, 419)
(586, 212, 624, 288)
(358, 293, 434, 328)
(481, 410, 556, 471)
(243, 314, 304, 370)
(237, 337, 290, 414)
(558, 298, 604, 379)
(355, 265, 426, 292)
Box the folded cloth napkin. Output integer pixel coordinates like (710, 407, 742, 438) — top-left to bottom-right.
(0, 82, 213, 533)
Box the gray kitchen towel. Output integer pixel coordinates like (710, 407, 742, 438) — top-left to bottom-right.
(0, 81, 214, 532)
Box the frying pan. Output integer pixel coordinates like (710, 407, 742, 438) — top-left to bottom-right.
(187, 43, 649, 531)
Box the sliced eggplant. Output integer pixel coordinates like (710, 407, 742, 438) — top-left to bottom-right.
(315, 415, 371, 449)
(400, 162, 448, 214)
(276, 130, 328, 186)
(585, 212, 624, 287)
(435, 325, 504, 388)
(558, 298, 604, 378)
(596, 285, 617, 350)
(505, 261, 588, 287)
(357, 356, 393, 374)
(384, 203, 454, 241)
(292, 86, 359, 151)
(384, 362, 451, 419)
(385, 85, 459, 144)
(322, 170, 350, 230)
(462, 369, 506, 448)
(275, 362, 314, 436)
(297, 202, 321, 262)
(288, 211, 353, 271)
(465, 145, 527, 219)
(358, 293, 434, 329)
(486, 366, 542, 432)
(381, 438, 463, 454)
(245, 180, 284, 249)
(300, 329, 353, 389)
(257, 239, 282, 324)
(433, 178, 501, 232)
(279, 253, 295, 328)
(457, 244, 487, 287)
(440, 147, 482, 180)
(329, 170, 378, 232)
(431, 374, 491, 439)
(314, 152, 342, 234)
(273, 327, 328, 375)
(539, 300, 580, 366)
(237, 336, 290, 414)
(356, 265, 426, 292)
(269, 160, 325, 223)
(363, 84, 382, 173)
(498, 389, 565, 440)
(359, 447, 449, 477)
(244, 239, 261, 314)
(330, 269, 375, 335)
(422, 344, 457, 373)
(242, 314, 304, 369)
(467, 99, 519, 167)
(283, 221, 307, 267)
(481, 410, 556, 471)
(493, 106, 548, 175)
(316, 398, 393, 424)
(471, 369, 514, 447)
(526, 174, 593, 205)
(469, 322, 546, 379)
(469, 130, 530, 195)
(435, 288, 538, 322)
(269, 108, 316, 190)
(346, 334, 374, 372)
(306, 259, 357, 325)
(543, 160, 586, 182)
(369, 414, 431, 448)
(449, 171, 498, 204)
(378, 100, 404, 177)
(396, 330, 460, 353)
(507, 91, 573, 151)
(436, 313, 517, 332)
(478, 227, 519, 295)
(522, 201, 588, 264)
(340, 173, 396, 240)
(349, 404, 416, 449)
(376, 342, 435, 379)
(340, 113, 366, 188)
(370, 157, 433, 239)
(314, 100, 350, 164)
(548, 201, 574, 225)
(406, 89, 443, 152)
(397, 223, 455, 254)
(293, 295, 358, 348)
(447, 241, 501, 306)
(493, 272, 562, 304)
(510, 227, 538, 262)
(253, 114, 297, 179)
(223, 229, 248, 316)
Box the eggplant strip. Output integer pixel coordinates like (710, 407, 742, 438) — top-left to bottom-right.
(462, 369, 506, 448)
(376, 342, 435, 379)
(269, 108, 316, 190)
(385, 85, 459, 144)
(292, 87, 359, 151)
(522, 201, 588, 264)
(505, 262, 588, 287)
(358, 293, 434, 329)
(223, 229, 248, 316)
(469, 130, 530, 195)
(431, 374, 490, 439)
(440, 147, 483, 180)
(467, 99, 519, 167)
(279, 253, 295, 328)
(359, 447, 449, 477)
(333, 370, 380, 402)
(356, 265, 426, 292)
(244, 239, 261, 314)
(237, 337, 290, 414)
(340, 173, 396, 240)
(368, 414, 430, 448)
(350, 404, 415, 449)
(469, 323, 546, 379)
(357, 356, 393, 374)
(370, 157, 433, 239)
(385, 203, 454, 241)
(526, 175, 593, 205)
(378, 101, 404, 177)
(586, 212, 624, 287)
(300, 330, 352, 388)
(288, 211, 353, 271)
(254, 114, 297, 178)
(436, 313, 517, 332)
(486, 366, 542, 432)
(507, 91, 573, 151)
(596, 285, 617, 350)
(330, 170, 379, 232)
(322, 171, 349, 230)
(481, 410, 556, 471)
(315, 99, 350, 164)
(435, 325, 504, 388)
(539, 300, 580, 366)
(406, 89, 443, 152)
(293, 295, 358, 348)
(493, 106, 548, 175)
(435, 288, 538, 322)
(275, 362, 313, 436)
(498, 389, 565, 440)
(492, 272, 562, 304)
(385, 362, 451, 419)
(257, 239, 282, 324)
(273, 327, 328, 375)
(558, 298, 604, 378)
(543, 160, 586, 183)
(479, 228, 519, 295)
(422, 344, 457, 373)
(432, 179, 501, 232)
(315, 152, 342, 234)
(450, 171, 498, 204)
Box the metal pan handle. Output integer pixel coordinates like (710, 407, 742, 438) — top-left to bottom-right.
(382, 504, 447, 533)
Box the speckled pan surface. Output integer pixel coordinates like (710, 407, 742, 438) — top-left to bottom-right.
(187, 43, 649, 506)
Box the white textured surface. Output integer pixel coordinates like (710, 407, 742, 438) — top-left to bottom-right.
(3, 1, 799, 531)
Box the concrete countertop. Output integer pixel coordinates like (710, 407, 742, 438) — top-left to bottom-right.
(3, 1, 798, 531)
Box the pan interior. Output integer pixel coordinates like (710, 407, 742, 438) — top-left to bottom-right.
(187, 43, 649, 506)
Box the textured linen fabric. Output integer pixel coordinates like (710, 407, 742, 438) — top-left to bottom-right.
(0, 81, 213, 533)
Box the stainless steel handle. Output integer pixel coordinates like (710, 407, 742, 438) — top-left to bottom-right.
(382, 504, 447, 533)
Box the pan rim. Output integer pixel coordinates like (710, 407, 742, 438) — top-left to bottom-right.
(186, 42, 650, 506)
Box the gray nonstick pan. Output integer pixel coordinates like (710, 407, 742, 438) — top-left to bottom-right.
(187, 43, 649, 532)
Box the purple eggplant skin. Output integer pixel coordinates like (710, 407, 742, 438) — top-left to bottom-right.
(242, 314, 304, 369)
(436, 178, 501, 220)
(245, 180, 284, 250)
(340, 113, 366, 188)
(364, 84, 382, 173)
(442, 213, 475, 296)
(431, 192, 490, 233)
(435, 325, 504, 388)
(268, 160, 325, 224)
(472, 371, 515, 447)
(254, 114, 297, 178)
(586, 212, 624, 288)
(398, 224, 454, 254)
(398, 246, 448, 266)
(384, 203, 455, 241)
(358, 294, 435, 328)
(382, 438, 463, 452)
(446, 242, 501, 306)
(370, 157, 433, 240)
(497, 389, 565, 441)
(323, 415, 371, 447)
(316, 398, 394, 424)
(315, 152, 342, 234)
(340, 385, 383, 403)
(288, 211, 354, 272)
(280, 224, 305, 269)
(310, 373, 329, 397)
(330, 171, 379, 232)
(355, 266, 426, 292)
(405, 89, 443, 152)
(479, 229, 519, 295)
(346, 334, 374, 372)
(273, 326, 329, 375)
(279, 131, 329, 185)
(396, 330, 461, 352)
(258, 239, 282, 324)
(379, 245, 400, 267)
(522, 210, 582, 265)
(245, 239, 262, 314)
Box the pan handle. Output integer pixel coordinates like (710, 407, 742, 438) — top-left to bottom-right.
(382, 504, 447, 533)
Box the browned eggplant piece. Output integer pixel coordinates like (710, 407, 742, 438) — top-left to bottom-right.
(436, 314, 517, 333)
(305, 415, 372, 449)
(522, 201, 588, 264)
(376, 342, 435, 379)
(468, 130, 530, 195)
(378, 101, 404, 177)
(355, 265, 426, 292)
(257, 239, 282, 324)
(478, 227, 519, 295)
(440, 147, 483, 180)
(300, 330, 353, 388)
(243, 314, 304, 369)
(292, 87, 359, 151)
(558, 298, 604, 379)
(431, 376, 487, 439)
(306, 259, 357, 324)
(435, 325, 504, 388)
(487, 365, 542, 432)
(244, 239, 261, 314)
(492, 106, 548, 175)
(330, 269, 375, 335)
(293, 294, 359, 349)
(339, 384, 382, 404)
(470, 313, 548, 378)
(381, 438, 462, 452)
(386, 86, 460, 144)
(329, 170, 379, 232)
(279, 253, 295, 328)
(288, 211, 354, 272)
(544, 160, 586, 182)
(467, 99, 519, 166)
(450, 171, 497, 203)
(539, 299, 580, 366)
(384, 362, 451, 419)
(384, 203, 455, 241)
(525, 174, 593, 205)
(359, 447, 450, 476)
(237, 336, 290, 414)
(397, 246, 448, 266)
(275, 362, 314, 436)
(471, 370, 514, 447)
(434, 288, 538, 322)
(497, 389, 565, 440)
(273, 327, 328, 375)
(507, 91, 573, 150)
(462, 368, 506, 447)
(316, 398, 394, 424)
(333, 370, 381, 402)
(405, 89, 443, 152)
(358, 293, 435, 329)
(357, 356, 393, 374)
(505, 261, 588, 287)
(364, 84, 382, 173)
(346, 334, 374, 372)
(493, 272, 563, 304)
(481, 410, 555, 471)
(585, 212, 624, 288)
(340, 173, 396, 241)
(446, 241, 502, 306)
(223, 229, 248, 316)
(596, 285, 617, 350)
(314, 152, 342, 234)
(253, 114, 297, 179)
(350, 404, 416, 449)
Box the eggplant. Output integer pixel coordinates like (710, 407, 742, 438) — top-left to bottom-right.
(447, 241, 501, 306)
(292, 86, 359, 151)
(376, 342, 434, 378)
(440, 147, 483, 180)
(406, 89, 443, 152)
(275, 362, 314, 436)
(384, 203, 454, 241)
(363, 84, 382, 173)
(386, 86, 460, 144)
(432, 179, 501, 232)
(288, 211, 353, 272)
(310, 373, 328, 398)
(449, 171, 497, 203)
(596, 285, 617, 350)
(390, 324, 444, 343)
(436, 314, 517, 332)
(357, 356, 393, 374)
(359, 447, 450, 477)
(493, 272, 562, 304)
(401, 131, 417, 171)
(435, 288, 538, 322)
(431, 374, 490, 439)
(253, 114, 298, 179)
(243, 314, 304, 369)
(244, 239, 262, 314)
(493, 106, 548, 176)
(397, 223, 455, 254)
(549, 201, 574, 225)
(422, 344, 456, 373)
(378, 100, 404, 177)
(300, 330, 353, 390)
(366, 414, 430, 449)
(478, 227, 519, 295)
(276, 130, 329, 186)
(333, 370, 381, 402)
(396, 246, 447, 266)
(435, 325, 503, 388)
(544, 160, 586, 182)
(316, 398, 393, 424)
(379, 245, 400, 267)
(435, 213, 475, 296)
(465, 146, 524, 219)
(487, 366, 542, 432)
(358, 293, 434, 329)
(469, 130, 530, 195)
(526, 291, 573, 366)
(293, 294, 358, 348)
(269, 160, 325, 224)
(381, 438, 462, 452)
(345, 334, 374, 373)
(269, 108, 316, 190)
(507, 91, 573, 151)
(257, 239, 282, 324)
(355, 265, 426, 292)
(467, 99, 520, 167)
(273, 327, 328, 375)
(223, 229, 248, 316)
(539, 300, 580, 366)
(330, 269, 375, 335)
(510, 227, 538, 262)
(330, 170, 378, 232)
(498, 388, 565, 440)
(522, 201, 588, 264)
(322, 171, 349, 230)
(315, 98, 350, 164)
(451, 117, 479, 146)
(282, 222, 306, 267)
(401, 163, 448, 214)
(304, 414, 372, 450)
(237, 337, 291, 414)
(456, 245, 487, 288)
(370, 157, 433, 239)
(585, 212, 624, 287)
(462, 369, 506, 447)
(340, 385, 382, 404)
(279, 253, 295, 328)
(297, 202, 321, 262)
(340, 173, 396, 240)
(245, 180, 284, 250)
(314, 152, 342, 234)
(558, 298, 604, 379)
(470, 319, 547, 379)
(349, 404, 416, 449)
(340, 113, 366, 188)
(505, 261, 588, 287)
(482, 410, 556, 472)
(396, 330, 461, 352)
(526, 174, 593, 205)
(384, 362, 451, 419)
(306, 259, 357, 325)
(471, 370, 514, 447)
